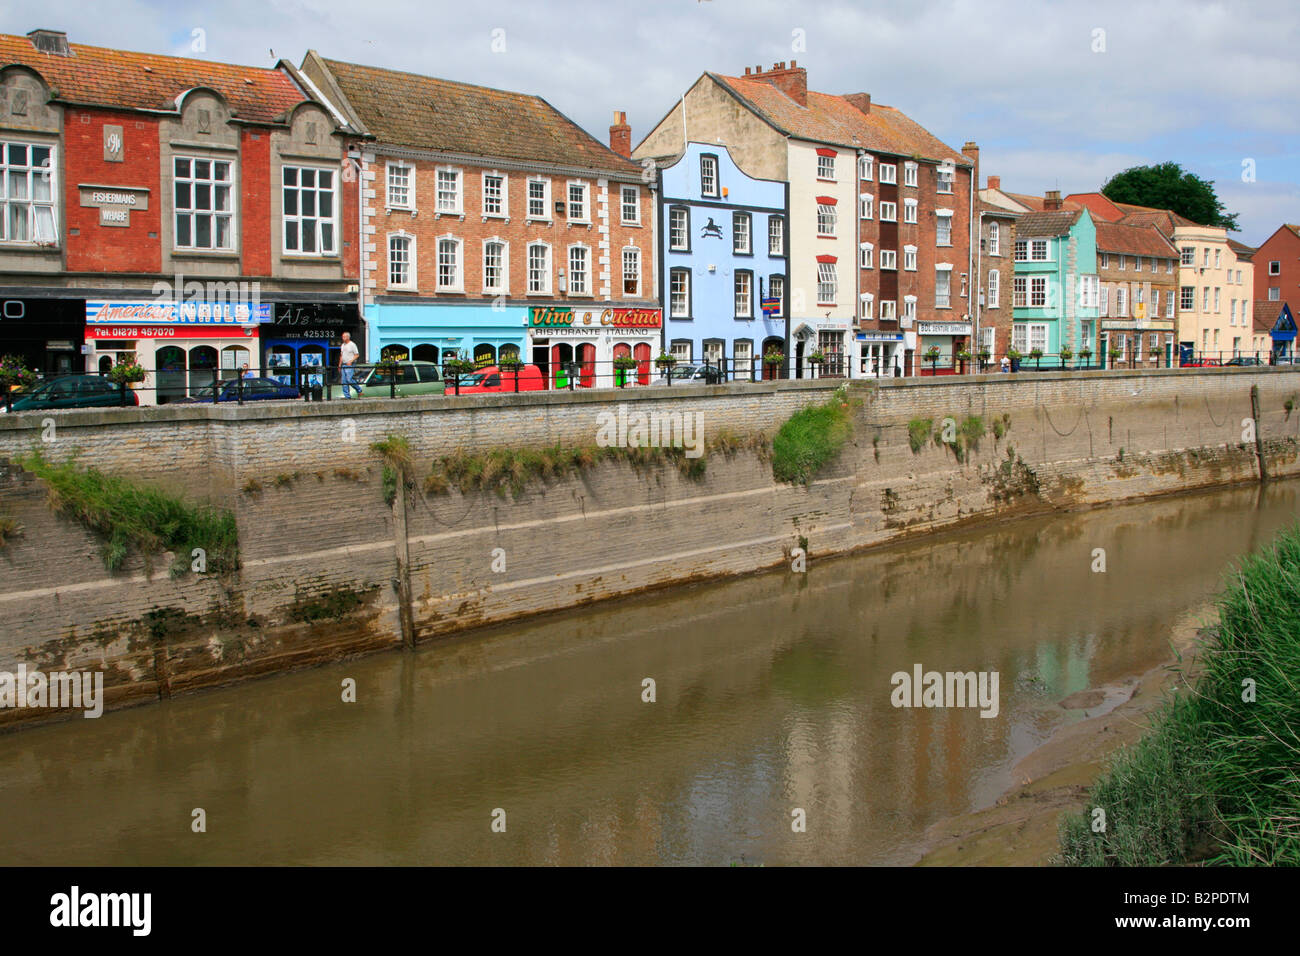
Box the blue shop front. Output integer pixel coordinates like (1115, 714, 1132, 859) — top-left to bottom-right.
(367, 301, 526, 369)
(260, 301, 364, 388)
(1267, 303, 1295, 361)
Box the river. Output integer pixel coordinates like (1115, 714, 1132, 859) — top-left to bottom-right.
(1, 482, 1296, 865)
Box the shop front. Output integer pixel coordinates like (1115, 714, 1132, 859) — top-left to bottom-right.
(1099, 308, 1176, 368)
(791, 321, 851, 379)
(1268, 303, 1295, 361)
(917, 320, 972, 375)
(367, 301, 525, 370)
(0, 298, 85, 377)
(857, 331, 905, 378)
(84, 299, 271, 405)
(527, 306, 661, 388)
(261, 302, 364, 389)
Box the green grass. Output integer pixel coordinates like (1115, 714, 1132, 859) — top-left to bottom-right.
(20, 449, 238, 575)
(907, 418, 933, 454)
(0, 512, 21, 549)
(1058, 522, 1300, 866)
(771, 387, 854, 484)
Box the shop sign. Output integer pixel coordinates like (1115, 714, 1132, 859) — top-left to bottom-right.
(78, 185, 149, 227)
(86, 300, 273, 324)
(84, 325, 259, 339)
(857, 332, 904, 342)
(761, 298, 781, 315)
(815, 322, 849, 332)
(917, 321, 971, 336)
(529, 307, 662, 329)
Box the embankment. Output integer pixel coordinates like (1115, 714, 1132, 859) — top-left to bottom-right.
(1, 366, 1297, 727)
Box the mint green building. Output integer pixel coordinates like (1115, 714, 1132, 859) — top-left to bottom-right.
(1012, 208, 1099, 363)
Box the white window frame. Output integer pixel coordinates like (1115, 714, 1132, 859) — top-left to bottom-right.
(988, 222, 1000, 256)
(1014, 240, 1028, 262)
(620, 185, 640, 225)
(1030, 239, 1050, 261)
(0, 139, 58, 244)
(700, 154, 719, 198)
(816, 203, 837, 237)
(1013, 277, 1027, 308)
(282, 164, 338, 256)
(859, 292, 874, 321)
(568, 243, 591, 296)
(387, 232, 415, 290)
(669, 268, 691, 317)
(481, 171, 507, 218)
(816, 153, 836, 181)
(859, 155, 874, 182)
(527, 177, 551, 220)
(527, 241, 552, 294)
(880, 300, 897, 321)
(817, 261, 838, 305)
(936, 210, 953, 246)
(879, 162, 897, 184)
(1269, 260, 1281, 275)
(859, 242, 873, 269)
(436, 234, 463, 291)
(903, 296, 917, 323)
(935, 267, 952, 309)
(903, 161, 918, 187)
(1180, 245, 1195, 266)
(1030, 275, 1048, 307)
(435, 165, 463, 215)
(880, 201, 897, 222)
(482, 238, 508, 295)
(622, 246, 641, 297)
(903, 244, 917, 271)
(734, 212, 752, 253)
(768, 275, 784, 317)
(903, 198, 918, 224)
(734, 270, 753, 318)
(567, 180, 590, 223)
(860, 193, 874, 220)
(669, 206, 690, 251)
(987, 269, 1000, 308)
(880, 249, 897, 271)
(768, 215, 785, 256)
(386, 161, 413, 210)
(173, 154, 235, 251)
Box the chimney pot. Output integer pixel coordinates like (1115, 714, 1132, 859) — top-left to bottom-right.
(988, 175, 1001, 190)
(1044, 189, 1063, 210)
(744, 67, 751, 75)
(609, 110, 632, 159)
(790, 59, 797, 68)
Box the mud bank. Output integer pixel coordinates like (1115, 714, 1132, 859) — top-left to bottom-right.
(915, 604, 1214, 866)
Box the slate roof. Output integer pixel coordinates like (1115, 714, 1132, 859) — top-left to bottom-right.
(319, 57, 638, 173)
(709, 72, 970, 166)
(0, 32, 307, 124)
(1094, 221, 1179, 258)
(1227, 238, 1255, 260)
(1015, 209, 1083, 237)
(978, 198, 1019, 218)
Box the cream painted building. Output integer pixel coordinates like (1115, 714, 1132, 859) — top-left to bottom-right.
(1173, 227, 1255, 359)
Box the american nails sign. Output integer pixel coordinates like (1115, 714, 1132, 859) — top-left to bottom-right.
(85, 301, 274, 324)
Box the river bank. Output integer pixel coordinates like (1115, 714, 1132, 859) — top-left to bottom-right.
(915, 603, 1214, 866)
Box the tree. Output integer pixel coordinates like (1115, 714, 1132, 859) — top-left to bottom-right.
(1101, 162, 1240, 231)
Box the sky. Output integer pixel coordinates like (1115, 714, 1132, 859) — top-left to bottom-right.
(3, 0, 1297, 244)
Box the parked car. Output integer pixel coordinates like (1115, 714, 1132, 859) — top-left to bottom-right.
(649, 364, 726, 386)
(356, 360, 443, 397)
(1181, 358, 1222, 368)
(1224, 356, 1262, 366)
(1272, 356, 1295, 365)
(2, 374, 137, 412)
(173, 377, 300, 403)
(446, 364, 547, 394)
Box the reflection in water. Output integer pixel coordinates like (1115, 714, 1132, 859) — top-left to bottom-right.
(1, 483, 1296, 865)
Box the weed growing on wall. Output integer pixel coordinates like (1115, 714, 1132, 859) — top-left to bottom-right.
(908, 418, 933, 454)
(772, 385, 855, 484)
(0, 512, 22, 549)
(19, 449, 238, 575)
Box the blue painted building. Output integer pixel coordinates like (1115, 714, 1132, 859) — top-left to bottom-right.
(366, 301, 526, 368)
(656, 142, 787, 378)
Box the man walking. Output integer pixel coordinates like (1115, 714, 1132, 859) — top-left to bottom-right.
(339, 332, 360, 399)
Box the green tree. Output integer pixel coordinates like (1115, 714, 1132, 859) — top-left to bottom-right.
(1101, 162, 1239, 231)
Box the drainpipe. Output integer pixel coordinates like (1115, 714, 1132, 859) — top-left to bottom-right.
(969, 165, 976, 371)
(351, 148, 367, 358)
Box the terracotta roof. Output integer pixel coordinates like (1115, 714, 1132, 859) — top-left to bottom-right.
(1254, 299, 1284, 332)
(1016, 209, 1083, 237)
(1287, 224, 1300, 239)
(1002, 191, 1083, 213)
(1094, 221, 1179, 258)
(1227, 238, 1255, 260)
(1114, 205, 1198, 237)
(319, 57, 637, 173)
(0, 32, 307, 124)
(1065, 192, 1125, 222)
(710, 72, 970, 166)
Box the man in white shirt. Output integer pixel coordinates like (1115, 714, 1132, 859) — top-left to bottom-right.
(338, 332, 360, 398)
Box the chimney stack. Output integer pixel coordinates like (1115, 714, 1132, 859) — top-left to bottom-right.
(609, 110, 631, 158)
(962, 141, 979, 164)
(1044, 189, 1063, 211)
(987, 175, 1001, 191)
(843, 93, 871, 114)
(750, 60, 807, 107)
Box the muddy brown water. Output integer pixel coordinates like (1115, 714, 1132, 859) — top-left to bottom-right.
(1, 482, 1296, 866)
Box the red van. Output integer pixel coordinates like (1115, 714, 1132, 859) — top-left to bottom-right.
(445, 364, 547, 394)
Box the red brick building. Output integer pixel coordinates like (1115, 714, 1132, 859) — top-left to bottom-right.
(0, 29, 357, 399)
(1254, 224, 1300, 308)
(301, 54, 658, 384)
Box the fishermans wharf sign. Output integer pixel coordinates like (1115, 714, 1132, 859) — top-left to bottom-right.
(529, 307, 662, 330)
